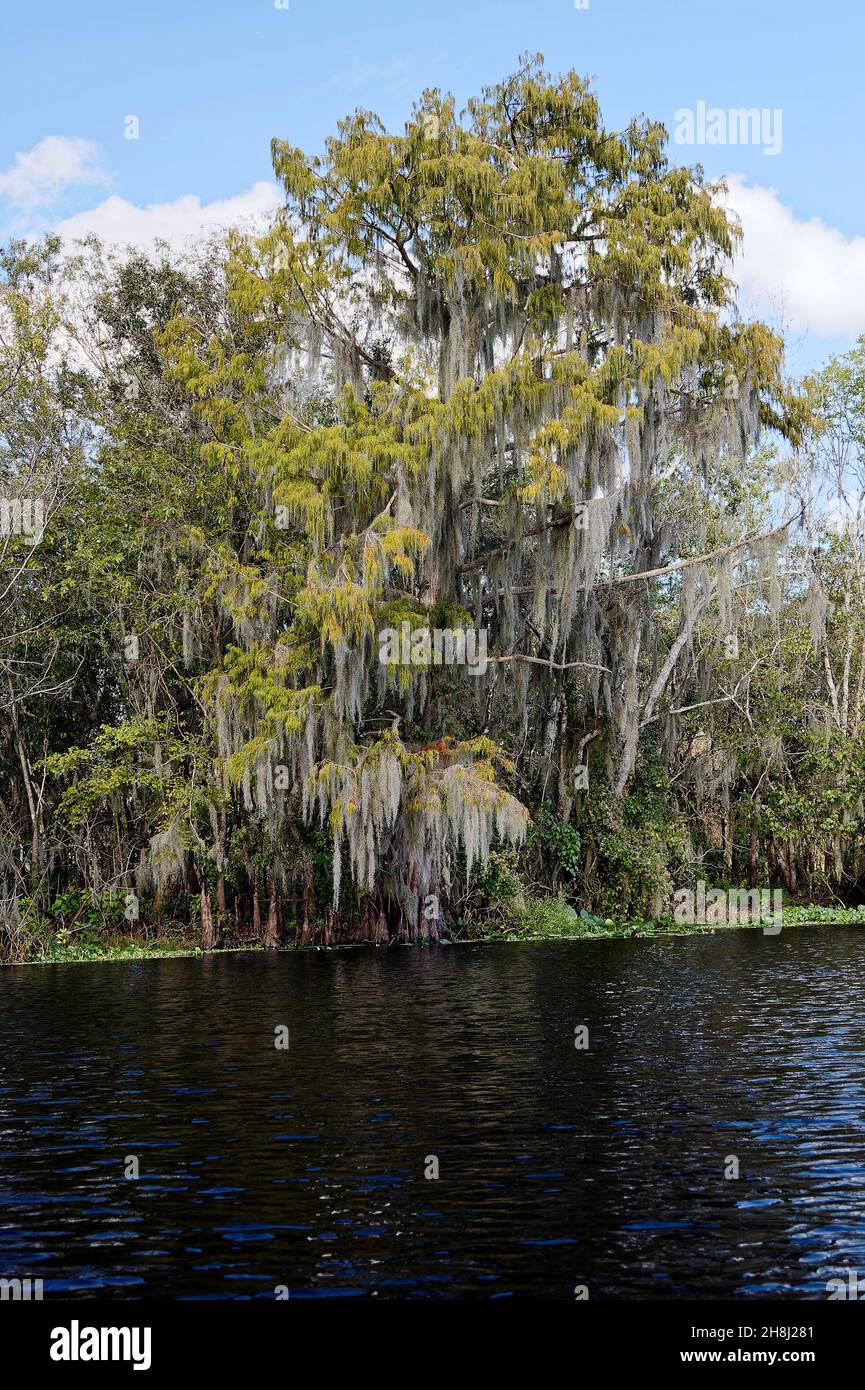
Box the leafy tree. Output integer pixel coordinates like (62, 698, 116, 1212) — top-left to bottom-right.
(1, 57, 827, 959)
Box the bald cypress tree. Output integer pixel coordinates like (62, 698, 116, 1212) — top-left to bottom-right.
(24, 56, 808, 952)
(152, 54, 806, 941)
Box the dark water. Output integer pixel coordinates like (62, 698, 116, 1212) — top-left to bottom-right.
(2, 929, 865, 1300)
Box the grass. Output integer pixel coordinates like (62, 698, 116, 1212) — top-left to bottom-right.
(469, 897, 865, 943)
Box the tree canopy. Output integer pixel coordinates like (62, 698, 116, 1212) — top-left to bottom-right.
(4, 55, 862, 964)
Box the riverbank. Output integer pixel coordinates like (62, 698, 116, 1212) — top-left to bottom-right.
(6, 901, 865, 965)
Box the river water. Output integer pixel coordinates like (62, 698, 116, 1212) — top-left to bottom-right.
(1, 929, 864, 1299)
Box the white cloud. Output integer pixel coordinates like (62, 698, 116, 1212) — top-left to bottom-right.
(0, 136, 107, 210)
(721, 174, 865, 339)
(28, 159, 863, 346)
(54, 181, 282, 249)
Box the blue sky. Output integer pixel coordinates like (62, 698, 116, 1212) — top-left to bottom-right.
(2, 0, 863, 373)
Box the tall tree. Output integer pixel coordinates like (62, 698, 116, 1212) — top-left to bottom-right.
(1, 57, 816, 957)
(157, 54, 802, 936)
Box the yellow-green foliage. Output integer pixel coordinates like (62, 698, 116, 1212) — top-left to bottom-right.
(87, 55, 809, 922)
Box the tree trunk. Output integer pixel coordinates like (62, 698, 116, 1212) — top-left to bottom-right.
(200, 886, 218, 951)
(418, 890, 443, 944)
(252, 875, 261, 938)
(372, 909, 389, 945)
(264, 874, 281, 948)
(748, 825, 758, 887)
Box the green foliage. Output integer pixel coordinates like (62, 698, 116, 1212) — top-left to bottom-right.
(1, 58, 855, 965)
(471, 848, 523, 905)
(43, 722, 167, 826)
(512, 896, 592, 939)
(781, 904, 865, 926)
(525, 802, 582, 883)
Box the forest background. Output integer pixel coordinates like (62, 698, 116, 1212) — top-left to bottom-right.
(3, 57, 865, 963)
